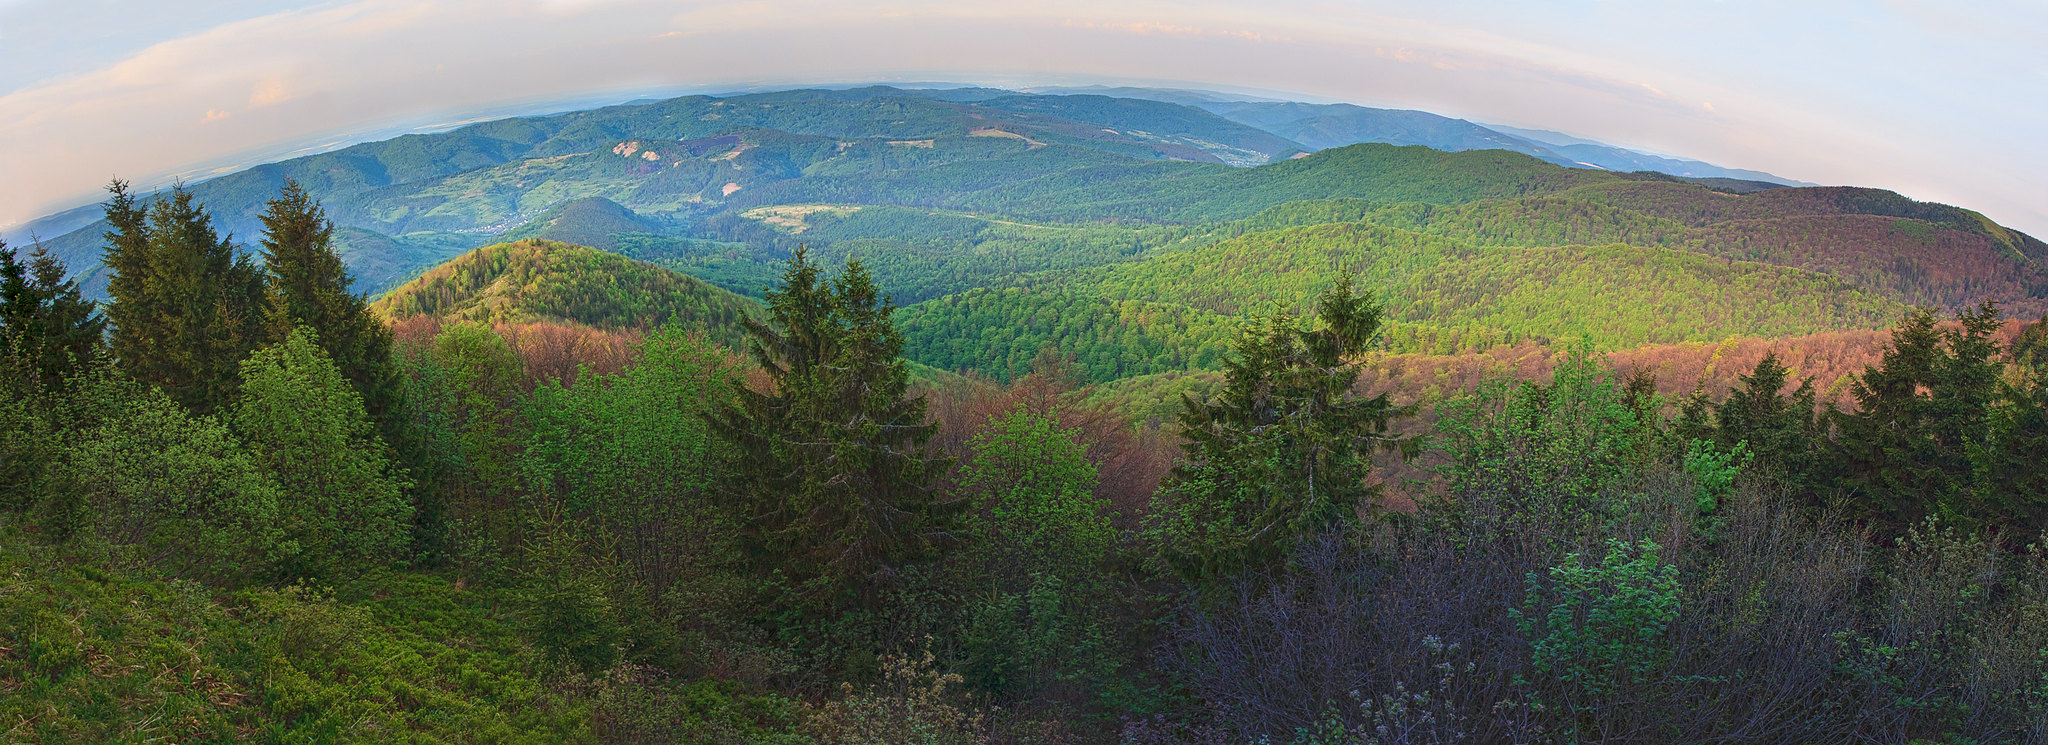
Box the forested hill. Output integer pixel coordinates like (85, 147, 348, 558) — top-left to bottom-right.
(13, 83, 2046, 396)
(23, 85, 2035, 311)
(10, 84, 2048, 743)
(898, 223, 1906, 383)
(371, 239, 759, 346)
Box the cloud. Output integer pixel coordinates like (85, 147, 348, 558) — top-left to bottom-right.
(250, 78, 292, 107)
(1063, 19, 1286, 42)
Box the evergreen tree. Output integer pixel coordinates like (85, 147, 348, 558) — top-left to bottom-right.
(256, 180, 403, 425)
(711, 247, 950, 607)
(1971, 371, 2048, 538)
(0, 239, 24, 329)
(253, 180, 420, 526)
(2008, 313, 2048, 380)
(1711, 352, 1822, 482)
(1154, 274, 1410, 578)
(101, 181, 266, 414)
(232, 327, 413, 578)
(0, 239, 108, 389)
(1833, 304, 2004, 529)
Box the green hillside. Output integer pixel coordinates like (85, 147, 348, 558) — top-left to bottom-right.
(1229, 191, 2048, 315)
(897, 222, 1906, 382)
(31, 86, 2042, 332)
(0, 542, 593, 742)
(371, 239, 760, 344)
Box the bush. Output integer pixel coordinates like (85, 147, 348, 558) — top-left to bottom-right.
(65, 389, 284, 581)
(233, 327, 413, 578)
(803, 646, 991, 745)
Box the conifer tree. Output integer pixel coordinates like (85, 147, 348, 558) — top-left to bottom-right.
(255, 181, 412, 473)
(1833, 304, 2004, 529)
(0, 239, 108, 389)
(0, 239, 24, 326)
(1155, 274, 1410, 578)
(1710, 352, 1822, 481)
(1971, 367, 2048, 537)
(712, 247, 950, 607)
(101, 181, 266, 414)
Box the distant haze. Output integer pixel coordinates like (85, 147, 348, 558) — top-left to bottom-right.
(1, 0, 2042, 237)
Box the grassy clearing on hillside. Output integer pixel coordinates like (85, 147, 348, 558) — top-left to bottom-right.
(0, 538, 589, 744)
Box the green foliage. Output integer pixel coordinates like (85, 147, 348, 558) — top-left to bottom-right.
(1689, 352, 1823, 482)
(951, 406, 1124, 701)
(1517, 539, 1682, 696)
(1155, 276, 1409, 576)
(898, 288, 1244, 384)
(896, 220, 1907, 387)
(0, 238, 106, 390)
(522, 326, 757, 673)
(1833, 305, 2007, 530)
(414, 321, 529, 571)
(256, 180, 412, 468)
(0, 539, 590, 743)
(65, 387, 284, 581)
(524, 326, 738, 525)
(960, 405, 1112, 581)
(1433, 345, 1661, 537)
(101, 181, 268, 415)
(517, 508, 628, 677)
(0, 357, 60, 517)
(375, 240, 758, 346)
(1682, 438, 1752, 515)
(233, 327, 414, 578)
(712, 248, 953, 608)
(1969, 345, 2048, 537)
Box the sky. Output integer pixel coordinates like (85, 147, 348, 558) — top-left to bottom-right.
(0, 0, 2042, 237)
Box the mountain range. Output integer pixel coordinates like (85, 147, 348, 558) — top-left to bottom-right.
(9, 84, 2043, 397)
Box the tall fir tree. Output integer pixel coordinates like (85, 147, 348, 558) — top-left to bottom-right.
(0, 239, 108, 389)
(101, 181, 266, 414)
(254, 181, 412, 468)
(1154, 274, 1410, 578)
(1833, 304, 2005, 530)
(711, 247, 951, 608)
(1711, 352, 1822, 483)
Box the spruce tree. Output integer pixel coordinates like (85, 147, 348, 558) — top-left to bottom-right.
(101, 181, 266, 414)
(711, 247, 950, 607)
(1833, 304, 2004, 529)
(0, 239, 24, 327)
(0, 239, 108, 389)
(1711, 352, 1822, 482)
(1155, 274, 1410, 578)
(255, 180, 410, 471)
(1971, 368, 2048, 537)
